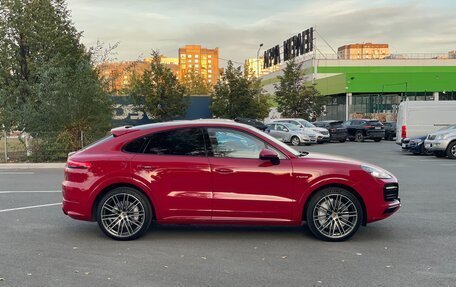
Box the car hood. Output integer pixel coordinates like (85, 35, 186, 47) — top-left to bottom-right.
(303, 152, 363, 165)
(428, 129, 456, 137)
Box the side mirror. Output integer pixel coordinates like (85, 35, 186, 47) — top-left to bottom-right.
(259, 149, 280, 165)
(283, 128, 289, 132)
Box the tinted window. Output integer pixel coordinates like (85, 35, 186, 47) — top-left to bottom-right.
(276, 124, 287, 131)
(144, 128, 206, 156)
(207, 128, 266, 159)
(123, 136, 148, 153)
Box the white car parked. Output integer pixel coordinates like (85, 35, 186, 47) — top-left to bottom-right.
(272, 118, 330, 143)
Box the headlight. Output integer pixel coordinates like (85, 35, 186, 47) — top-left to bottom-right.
(436, 134, 447, 140)
(361, 165, 392, 179)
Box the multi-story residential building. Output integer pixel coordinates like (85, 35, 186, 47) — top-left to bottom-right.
(178, 45, 219, 86)
(99, 57, 180, 93)
(244, 58, 277, 79)
(338, 43, 389, 60)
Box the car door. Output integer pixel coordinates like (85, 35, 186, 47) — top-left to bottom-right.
(345, 120, 355, 136)
(275, 124, 291, 142)
(130, 128, 212, 222)
(204, 127, 295, 223)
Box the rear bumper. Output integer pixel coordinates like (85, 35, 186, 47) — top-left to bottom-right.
(365, 130, 385, 138)
(329, 133, 348, 141)
(62, 181, 93, 221)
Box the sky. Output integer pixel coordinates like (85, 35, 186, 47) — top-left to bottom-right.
(66, 0, 456, 66)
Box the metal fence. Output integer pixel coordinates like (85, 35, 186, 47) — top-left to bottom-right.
(0, 130, 97, 163)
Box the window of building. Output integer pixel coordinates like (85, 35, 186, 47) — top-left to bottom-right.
(143, 128, 206, 156)
(187, 54, 192, 58)
(208, 55, 212, 58)
(180, 54, 186, 58)
(208, 74, 212, 78)
(194, 59, 199, 63)
(208, 70, 212, 73)
(195, 54, 199, 58)
(208, 60, 212, 63)
(195, 64, 199, 68)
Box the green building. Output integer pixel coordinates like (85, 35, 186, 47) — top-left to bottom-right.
(261, 57, 456, 120)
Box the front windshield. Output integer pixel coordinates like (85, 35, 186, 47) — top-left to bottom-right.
(299, 120, 315, 128)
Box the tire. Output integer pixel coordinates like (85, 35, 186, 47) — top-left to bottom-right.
(446, 142, 456, 159)
(339, 139, 347, 143)
(306, 187, 363, 242)
(373, 138, 382, 142)
(290, 136, 301, 146)
(434, 151, 446, 158)
(96, 187, 152, 241)
(421, 144, 434, 156)
(355, 131, 364, 142)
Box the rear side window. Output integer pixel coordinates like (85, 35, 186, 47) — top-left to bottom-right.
(144, 128, 206, 156)
(123, 136, 148, 153)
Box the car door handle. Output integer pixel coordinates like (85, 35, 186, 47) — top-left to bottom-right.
(137, 165, 156, 170)
(214, 168, 234, 174)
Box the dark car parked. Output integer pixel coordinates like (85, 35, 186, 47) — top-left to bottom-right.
(405, 136, 434, 155)
(234, 118, 268, 131)
(383, 121, 396, 141)
(344, 119, 385, 142)
(313, 120, 348, 143)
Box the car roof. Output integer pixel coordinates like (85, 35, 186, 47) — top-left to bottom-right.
(129, 119, 254, 130)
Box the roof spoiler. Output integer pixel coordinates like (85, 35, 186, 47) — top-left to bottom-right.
(110, 125, 139, 137)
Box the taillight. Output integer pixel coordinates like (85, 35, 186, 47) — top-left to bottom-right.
(67, 160, 91, 169)
(401, 125, 407, 138)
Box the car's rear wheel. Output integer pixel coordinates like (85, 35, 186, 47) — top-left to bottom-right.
(306, 187, 362, 242)
(355, 131, 364, 142)
(290, 136, 300, 146)
(446, 142, 456, 159)
(96, 187, 152, 241)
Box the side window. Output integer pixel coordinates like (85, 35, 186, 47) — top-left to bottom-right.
(123, 136, 147, 153)
(144, 128, 206, 156)
(207, 128, 266, 159)
(276, 124, 285, 131)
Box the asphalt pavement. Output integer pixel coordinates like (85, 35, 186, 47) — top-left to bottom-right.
(0, 141, 455, 287)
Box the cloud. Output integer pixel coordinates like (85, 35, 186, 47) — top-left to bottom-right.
(66, 0, 456, 65)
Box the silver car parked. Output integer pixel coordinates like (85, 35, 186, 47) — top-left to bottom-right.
(266, 123, 318, 146)
(424, 125, 456, 159)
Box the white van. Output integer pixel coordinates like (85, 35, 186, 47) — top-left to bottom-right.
(396, 100, 456, 145)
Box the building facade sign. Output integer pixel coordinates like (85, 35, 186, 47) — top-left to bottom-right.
(264, 27, 314, 68)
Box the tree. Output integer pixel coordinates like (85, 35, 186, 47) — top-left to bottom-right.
(128, 51, 188, 121)
(0, 0, 113, 159)
(181, 69, 213, 95)
(274, 59, 324, 120)
(211, 61, 270, 119)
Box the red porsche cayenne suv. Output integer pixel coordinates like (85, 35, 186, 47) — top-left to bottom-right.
(62, 120, 400, 241)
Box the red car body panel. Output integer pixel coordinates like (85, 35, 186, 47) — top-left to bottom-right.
(62, 121, 400, 227)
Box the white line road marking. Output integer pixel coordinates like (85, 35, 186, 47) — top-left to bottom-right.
(0, 203, 61, 213)
(0, 190, 60, 194)
(0, 172, 35, 175)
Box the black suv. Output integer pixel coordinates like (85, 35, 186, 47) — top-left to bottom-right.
(234, 118, 268, 131)
(344, 119, 385, 142)
(313, 120, 348, 143)
(383, 121, 396, 141)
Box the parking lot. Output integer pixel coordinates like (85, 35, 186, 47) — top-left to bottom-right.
(0, 141, 455, 287)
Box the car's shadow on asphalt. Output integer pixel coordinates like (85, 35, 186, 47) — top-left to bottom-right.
(60, 220, 397, 243)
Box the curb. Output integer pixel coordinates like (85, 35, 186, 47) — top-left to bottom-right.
(0, 163, 65, 169)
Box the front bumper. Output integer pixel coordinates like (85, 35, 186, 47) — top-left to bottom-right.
(424, 139, 450, 151)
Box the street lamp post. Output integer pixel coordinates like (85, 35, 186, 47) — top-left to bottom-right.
(257, 43, 263, 78)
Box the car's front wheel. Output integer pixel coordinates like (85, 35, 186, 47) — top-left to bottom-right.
(96, 187, 152, 241)
(306, 187, 363, 241)
(290, 136, 301, 146)
(355, 131, 364, 142)
(447, 142, 456, 159)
